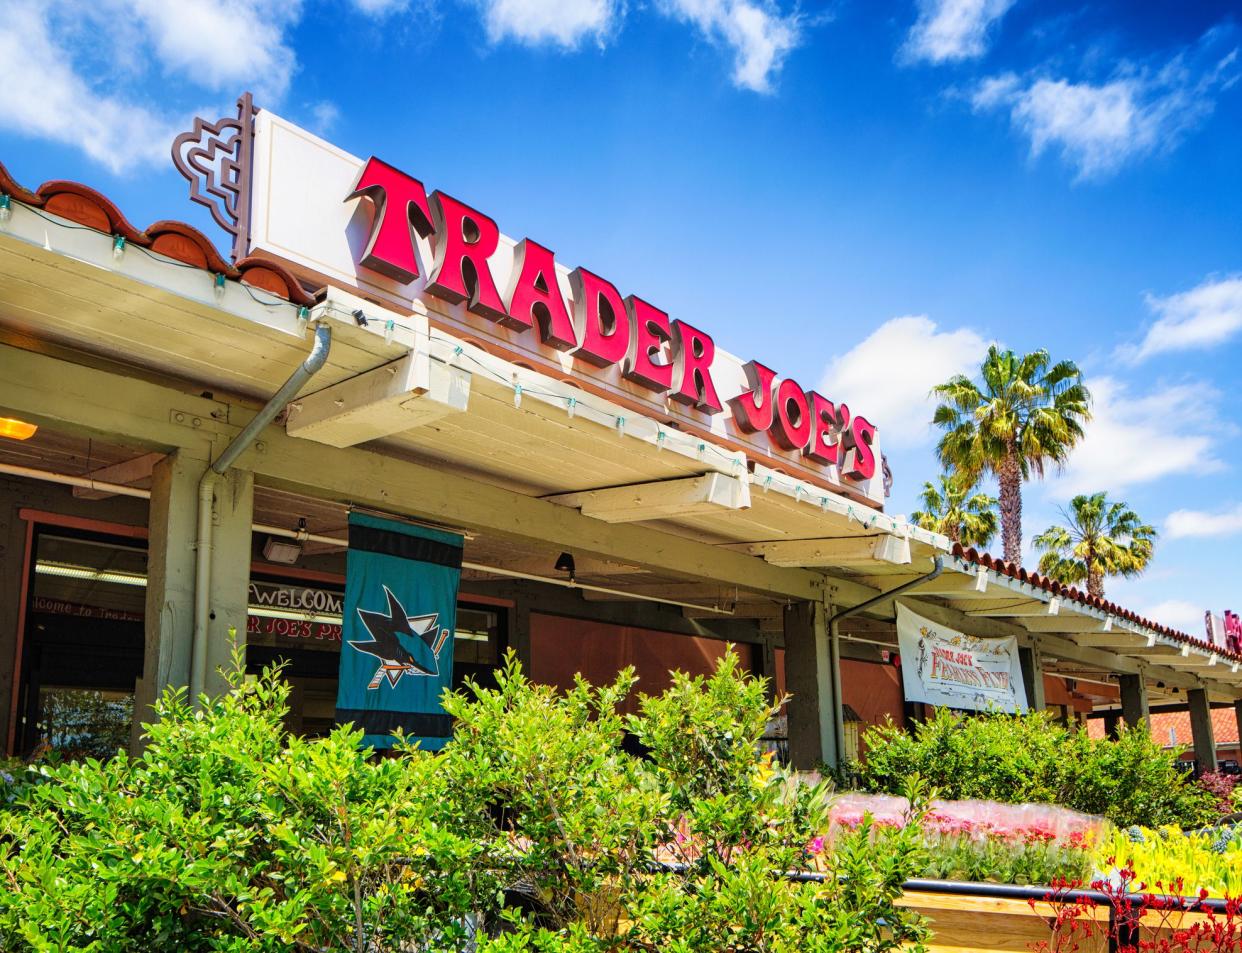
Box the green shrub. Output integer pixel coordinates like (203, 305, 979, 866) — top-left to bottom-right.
(853, 707, 1215, 829)
(0, 649, 930, 952)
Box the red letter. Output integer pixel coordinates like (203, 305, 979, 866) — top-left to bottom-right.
(347, 157, 433, 284)
(670, 320, 722, 413)
(505, 239, 576, 350)
(804, 392, 842, 465)
(843, 413, 877, 480)
(425, 191, 509, 324)
(770, 378, 811, 451)
(728, 361, 778, 433)
(570, 268, 630, 367)
(623, 296, 673, 392)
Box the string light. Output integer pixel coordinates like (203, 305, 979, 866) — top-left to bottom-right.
(297, 306, 310, 323)
(566, 397, 577, 419)
(213, 272, 226, 300)
(656, 430, 666, 451)
(384, 318, 395, 345)
(0, 194, 10, 225)
(513, 380, 523, 409)
(112, 235, 126, 260)
(616, 416, 626, 438)
(763, 474, 773, 493)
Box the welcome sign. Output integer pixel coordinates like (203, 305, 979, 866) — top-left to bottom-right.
(896, 603, 1028, 713)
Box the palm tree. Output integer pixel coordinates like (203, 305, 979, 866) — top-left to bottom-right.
(911, 473, 999, 548)
(932, 346, 1091, 565)
(1033, 492, 1156, 599)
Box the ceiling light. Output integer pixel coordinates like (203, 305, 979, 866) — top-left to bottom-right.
(262, 537, 302, 565)
(35, 561, 146, 587)
(0, 417, 37, 440)
(554, 552, 576, 582)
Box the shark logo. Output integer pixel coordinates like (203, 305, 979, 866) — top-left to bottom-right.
(350, 586, 450, 690)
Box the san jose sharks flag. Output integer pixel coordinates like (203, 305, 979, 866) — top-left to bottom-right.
(335, 512, 463, 750)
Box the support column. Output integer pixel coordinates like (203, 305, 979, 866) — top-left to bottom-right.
(1188, 688, 1218, 774)
(753, 634, 780, 705)
(1103, 711, 1121, 739)
(1019, 646, 1046, 713)
(508, 598, 532, 673)
(784, 600, 839, 770)
(204, 468, 254, 698)
(1234, 700, 1242, 762)
(1119, 673, 1150, 730)
(133, 450, 204, 750)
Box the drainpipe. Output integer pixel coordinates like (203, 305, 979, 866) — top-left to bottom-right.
(826, 555, 943, 762)
(190, 323, 332, 701)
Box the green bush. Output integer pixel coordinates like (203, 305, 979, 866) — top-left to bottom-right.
(853, 707, 1215, 829)
(0, 650, 930, 952)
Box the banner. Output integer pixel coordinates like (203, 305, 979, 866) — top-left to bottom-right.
(896, 603, 1028, 713)
(335, 512, 463, 749)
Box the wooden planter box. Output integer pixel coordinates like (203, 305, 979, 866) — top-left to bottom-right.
(899, 885, 1222, 953)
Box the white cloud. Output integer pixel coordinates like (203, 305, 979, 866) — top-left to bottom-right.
(125, 0, 303, 102)
(818, 315, 989, 449)
(0, 2, 181, 173)
(903, 0, 1015, 65)
(660, 0, 801, 93)
(1124, 275, 1242, 362)
(1049, 376, 1224, 496)
(349, 0, 411, 13)
(1135, 599, 1205, 633)
(472, 0, 619, 48)
(309, 101, 342, 135)
(1165, 503, 1242, 540)
(972, 31, 1240, 180)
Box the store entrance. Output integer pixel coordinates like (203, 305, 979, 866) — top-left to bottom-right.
(14, 527, 146, 759)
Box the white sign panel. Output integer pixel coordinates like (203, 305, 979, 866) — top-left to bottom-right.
(896, 603, 1028, 713)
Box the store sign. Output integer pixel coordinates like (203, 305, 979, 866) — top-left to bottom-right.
(245, 111, 886, 505)
(247, 581, 343, 645)
(896, 603, 1028, 713)
(1206, 611, 1242, 654)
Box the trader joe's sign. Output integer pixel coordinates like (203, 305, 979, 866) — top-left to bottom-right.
(896, 603, 1028, 713)
(241, 109, 887, 505)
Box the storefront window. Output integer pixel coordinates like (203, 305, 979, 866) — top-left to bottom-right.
(17, 529, 147, 758)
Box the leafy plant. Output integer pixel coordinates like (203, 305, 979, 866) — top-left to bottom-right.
(853, 707, 1216, 829)
(0, 648, 932, 952)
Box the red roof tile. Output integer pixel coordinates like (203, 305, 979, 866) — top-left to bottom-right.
(0, 159, 316, 307)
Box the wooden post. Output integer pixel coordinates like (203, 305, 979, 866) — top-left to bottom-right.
(204, 468, 254, 698)
(753, 634, 780, 705)
(1188, 688, 1218, 774)
(508, 598, 532, 674)
(1118, 673, 1150, 730)
(1019, 646, 1046, 712)
(1234, 700, 1242, 763)
(784, 600, 839, 770)
(133, 450, 205, 751)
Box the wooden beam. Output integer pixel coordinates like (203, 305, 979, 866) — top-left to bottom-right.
(730, 534, 911, 568)
(545, 472, 750, 523)
(285, 353, 469, 447)
(72, 451, 164, 500)
(0, 343, 826, 602)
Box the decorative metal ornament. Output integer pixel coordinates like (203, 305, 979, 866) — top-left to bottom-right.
(171, 92, 256, 262)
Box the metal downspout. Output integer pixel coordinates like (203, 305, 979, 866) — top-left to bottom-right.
(826, 555, 944, 763)
(190, 323, 332, 701)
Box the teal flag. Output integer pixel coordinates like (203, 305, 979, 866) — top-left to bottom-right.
(335, 512, 463, 750)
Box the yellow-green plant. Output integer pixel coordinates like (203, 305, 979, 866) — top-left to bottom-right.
(1097, 825, 1242, 896)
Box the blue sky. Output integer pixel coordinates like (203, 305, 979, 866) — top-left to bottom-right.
(0, 0, 1239, 633)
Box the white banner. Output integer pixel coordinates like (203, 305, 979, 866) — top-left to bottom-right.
(896, 603, 1028, 713)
